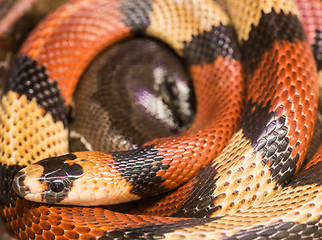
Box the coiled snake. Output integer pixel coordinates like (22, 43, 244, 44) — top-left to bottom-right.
(0, 0, 321, 239)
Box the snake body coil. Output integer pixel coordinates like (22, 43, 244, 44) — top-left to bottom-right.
(0, 0, 321, 239)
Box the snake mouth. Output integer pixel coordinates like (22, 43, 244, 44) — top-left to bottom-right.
(12, 170, 29, 197)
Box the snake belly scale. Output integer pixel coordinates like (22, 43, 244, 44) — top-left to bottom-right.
(0, 0, 321, 239)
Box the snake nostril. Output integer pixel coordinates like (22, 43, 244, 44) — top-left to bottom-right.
(24, 186, 30, 195)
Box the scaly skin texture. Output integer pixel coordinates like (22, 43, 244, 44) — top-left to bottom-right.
(0, 0, 321, 239)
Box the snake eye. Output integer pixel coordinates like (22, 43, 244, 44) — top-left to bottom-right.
(49, 180, 65, 193)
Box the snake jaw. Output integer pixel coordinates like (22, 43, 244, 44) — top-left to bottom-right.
(12, 170, 29, 197)
(12, 165, 44, 199)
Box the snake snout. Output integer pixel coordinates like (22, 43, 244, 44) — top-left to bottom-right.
(12, 170, 29, 197)
(12, 164, 45, 202)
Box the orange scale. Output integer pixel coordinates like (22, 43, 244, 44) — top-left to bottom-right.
(188, 157, 197, 165)
(298, 127, 308, 143)
(159, 159, 171, 166)
(39, 221, 51, 231)
(282, 101, 292, 115)
(160, 171, 172, 179)
(296, 113, 306, 130)
(306, 111, 314, 124)
(22, 215, 33, 228)
(286, 119, 297, 136)
(281, 86, 289, 102)
(177, 161, 188, 169)
(191, 163, 203, 172)
(35, 235, 47, 240)
(294, 80, 303, 93)
(270, 96, 281, 112)
(299, 90, 308, 104)
(43, 231, 56, 239)
(164, 144, 181, 152)
(51, 226, 64, 236)
(19, 231, 29, 240)
(297, 67, 304, 79)
(79, 233, 96, 240)
(192, 146, 205, 154)
(173, 148, 185, 155)
(289, 130, 300, 146)
(32, 216, 40, 224)
(26, 227, 37, 238)
(295, 104, 304, 118)
(167, 159, 180, 167)
(48, 219, 61, 227)
(56, 237, 68, 240)
(275, 81, 285, 96)
(166, 173, 181, 183)
(161, 152, 175, 160)
(279, 55, 288, 70)
(182, 151, 193, 159)
(292, 94, 301, 107)
(74, 226, 90, 234)
(64, 230, 79, 239)
(8, 207, 17, 220)
(38, 207, 50, 216)
(175, 142, 189, 149)
(59, 222, 75, 230)
(305, 85, 314, 95)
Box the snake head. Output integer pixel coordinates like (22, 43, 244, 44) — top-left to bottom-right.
(12, 153, 95, 204)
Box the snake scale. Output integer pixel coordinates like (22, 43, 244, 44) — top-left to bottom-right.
(0, 0, 321, 239)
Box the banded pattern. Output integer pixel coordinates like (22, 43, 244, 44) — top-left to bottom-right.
(6, 0, 245, 206)
(0, 0, 320, 240)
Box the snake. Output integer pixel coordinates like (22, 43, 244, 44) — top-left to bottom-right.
(0, 0, 321, 239)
